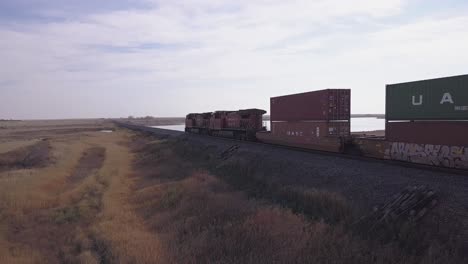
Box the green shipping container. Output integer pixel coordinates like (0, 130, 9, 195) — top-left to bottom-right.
(386, 74, 468, 120)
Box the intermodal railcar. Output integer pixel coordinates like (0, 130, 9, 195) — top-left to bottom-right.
(184, 75, 468, 170)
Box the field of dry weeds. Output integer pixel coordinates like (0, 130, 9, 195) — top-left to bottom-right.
(0, 120, 165, 263)
(0, 120, 465, 263)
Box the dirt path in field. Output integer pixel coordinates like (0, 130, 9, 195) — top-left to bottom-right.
(67, 147, 106, 186)
(0, 130, 165, 263)
(5, 146, 108, 263)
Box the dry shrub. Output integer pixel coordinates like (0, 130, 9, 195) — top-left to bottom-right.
(276, 186, 353, 223)
(133, 172, 414, 264)
(0, 140, 51, 171)
(127, 132, 467, 264)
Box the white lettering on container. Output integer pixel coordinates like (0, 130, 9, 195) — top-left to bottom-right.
(455, 106, 468, 111)
(412, 95, 423, 106)
(440, 93, 454, 104)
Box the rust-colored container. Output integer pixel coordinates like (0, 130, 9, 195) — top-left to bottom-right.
(270, 89, 350, 121)
(386, 121, 468, 146)
(271, 121, 350, 138)
(257, 121, 350, 152)
(256, 130, 344, 152)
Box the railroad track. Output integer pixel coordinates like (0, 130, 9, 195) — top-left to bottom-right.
(115, 122, 468, 176)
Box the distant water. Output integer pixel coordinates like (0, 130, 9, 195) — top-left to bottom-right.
(351, 118, 385, 132)
(151, 117, 385, 132)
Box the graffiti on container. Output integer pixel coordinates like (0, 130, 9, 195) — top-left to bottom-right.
(384, 142, 468, 169)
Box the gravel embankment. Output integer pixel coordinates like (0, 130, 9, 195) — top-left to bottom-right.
(118, 123, 468, 245)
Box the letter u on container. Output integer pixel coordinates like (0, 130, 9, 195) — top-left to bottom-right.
(386, 74, 468, 121)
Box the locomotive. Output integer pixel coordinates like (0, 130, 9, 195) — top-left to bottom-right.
(184, 75, 468, 170)
(185, 109, 266, 141)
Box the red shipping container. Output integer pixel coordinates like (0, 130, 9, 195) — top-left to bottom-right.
(271, 121, 350, 138)
(270, 89, 350, 121)
(386, 121, 468, 145)
(256, 121, 348, 152)
(256, 132, 345, 154)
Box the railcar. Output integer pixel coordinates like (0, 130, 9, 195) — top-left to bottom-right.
(185, 109, 266, 140)
(183, 74, 468, 170)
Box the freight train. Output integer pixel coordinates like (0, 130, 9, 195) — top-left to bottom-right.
(185, 74, 468, 170)
(185, 109, 266, 140)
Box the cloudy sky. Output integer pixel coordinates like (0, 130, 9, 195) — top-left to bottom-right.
(1, 0, 467, 119)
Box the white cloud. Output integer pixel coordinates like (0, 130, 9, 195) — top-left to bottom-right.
(1, 0, 467, 118)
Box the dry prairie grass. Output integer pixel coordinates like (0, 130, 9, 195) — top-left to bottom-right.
(0, 140, 51, 171)
(90, 131, 166, 264)
(0, 124, 166, 263)
(131, 144, 407, 263)
(0, 134, 92, 262)
(1, 122, 465, 263)
(128, 134, 466, 264)
(0, 139, 40, 154)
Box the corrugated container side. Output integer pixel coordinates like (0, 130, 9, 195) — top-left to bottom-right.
(270, 89, 350, 121)
(256, 131, 344, 152)
(271, 121, 350, 138)
(386, 74, 468, 120)
(352, 137, 468, 169)
(386, 121, 468, 145)
(328, 89, 352, 120)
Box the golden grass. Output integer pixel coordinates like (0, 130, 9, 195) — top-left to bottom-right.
(0, 134, 97, 262)
(91, 131, 166, 263)
(0, 139, 40, 154)
(0, 140, 86, 212)
(128, 134, 467, 264)
(0, 124, 167, 263)
(1, 123, 464, 263)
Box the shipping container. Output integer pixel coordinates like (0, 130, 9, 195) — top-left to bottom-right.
(270, 89, 351, 121)
(271, 121, 350, 137)
(386, 74, 468, 120)
(352, 136, 468, 169)
(256, 130, 344, 152)
(255, 121, 349, 152)
(386, 121, 468, 145)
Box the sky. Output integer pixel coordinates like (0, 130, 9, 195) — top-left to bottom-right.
(1, 0, 467, 119)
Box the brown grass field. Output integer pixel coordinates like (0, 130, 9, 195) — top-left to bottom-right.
(0, 119, 465, 263)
